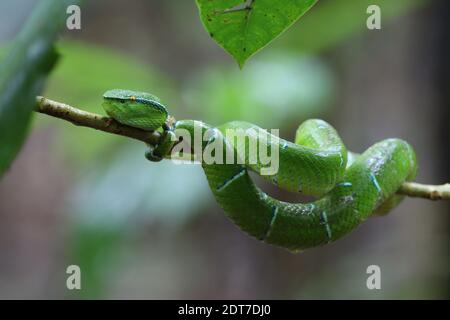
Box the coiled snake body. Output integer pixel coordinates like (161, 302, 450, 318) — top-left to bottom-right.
(103, 89, 417, 251)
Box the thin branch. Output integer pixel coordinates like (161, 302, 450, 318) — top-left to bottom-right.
(35, 96, 161, 145)
(34, 96, 450, 201)
(397, 182, 450, 200)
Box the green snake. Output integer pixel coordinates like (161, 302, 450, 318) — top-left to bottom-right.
(103, 89, 417, 251)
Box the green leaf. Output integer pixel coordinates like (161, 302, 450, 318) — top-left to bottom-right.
(196, 0, 318, 67)
(0, 0, 80, 176)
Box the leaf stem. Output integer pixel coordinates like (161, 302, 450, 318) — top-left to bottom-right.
(34, 96, 450, 201)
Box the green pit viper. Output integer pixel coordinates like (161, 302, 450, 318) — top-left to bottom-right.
(103, 89, 417, 252)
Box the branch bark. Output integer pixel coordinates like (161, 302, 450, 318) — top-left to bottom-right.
(35, 96, 161, 145)
(34, 96, 450, 201)
(397, 182, 450, 200)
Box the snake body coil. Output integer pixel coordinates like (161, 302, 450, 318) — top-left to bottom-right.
(103, 89, 417, 251)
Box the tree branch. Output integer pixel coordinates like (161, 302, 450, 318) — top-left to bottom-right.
(35, 96, 161, 145)
(397, 182, 450, 200)
(34, 96, 450, 201)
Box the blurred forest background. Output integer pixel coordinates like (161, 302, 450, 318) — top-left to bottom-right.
(0, 0, 448, 299)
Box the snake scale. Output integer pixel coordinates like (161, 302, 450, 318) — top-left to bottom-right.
(103, 89, 417, 251)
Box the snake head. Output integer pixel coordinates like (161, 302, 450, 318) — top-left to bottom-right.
(102, 89, 169, 131)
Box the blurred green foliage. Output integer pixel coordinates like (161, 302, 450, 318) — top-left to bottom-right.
(0, 0, 79, 176)
(279, 0, 427, 53)
(183, 53, 334, 130)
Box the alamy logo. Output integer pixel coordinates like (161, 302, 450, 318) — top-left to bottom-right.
(366, 5, 381, 30)
(170, 121, 280, 176)
(66, 5, 81, 30)
(66, 265, 81, 290)
(366, 265, 381, 290)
